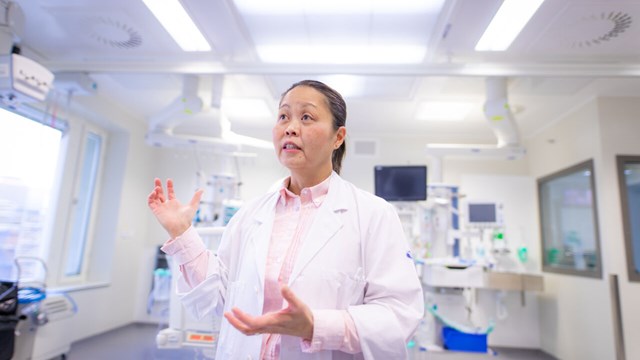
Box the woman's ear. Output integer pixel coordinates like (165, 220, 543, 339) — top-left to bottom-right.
(335, 126, 346, 149)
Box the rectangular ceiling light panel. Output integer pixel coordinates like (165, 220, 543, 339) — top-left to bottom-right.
(475, 0, 545, 51)
(142, 0, 211, 51)
(416, 101, 474, 121)
(234, 0, 445, 14)
(222, 98, 272, 118)
(238, 0, 445, 64)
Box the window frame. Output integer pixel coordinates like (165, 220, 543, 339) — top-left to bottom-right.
(616, 155, 640, 282)
(59, 122, 107, 283)
(537, 159, 603, 278)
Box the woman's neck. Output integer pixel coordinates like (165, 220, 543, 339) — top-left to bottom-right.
(287, 168, 333, 195)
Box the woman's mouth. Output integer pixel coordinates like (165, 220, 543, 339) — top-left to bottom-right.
(283, 143, 301, 150)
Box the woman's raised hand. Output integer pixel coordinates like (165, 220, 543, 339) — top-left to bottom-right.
(147, 178, 203, 238)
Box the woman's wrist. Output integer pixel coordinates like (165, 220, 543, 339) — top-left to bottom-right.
(168, 223, 191, 239)
(302, 310, 314, 341)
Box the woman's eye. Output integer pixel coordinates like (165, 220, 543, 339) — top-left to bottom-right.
(278, 114, 286, 121)
(302, 114, 311, 121)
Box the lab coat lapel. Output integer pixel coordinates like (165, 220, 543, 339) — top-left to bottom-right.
(288, 173, 349, 285)
(252, 193, 279, 292)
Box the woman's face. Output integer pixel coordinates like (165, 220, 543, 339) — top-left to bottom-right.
(273, 85, 345, 177)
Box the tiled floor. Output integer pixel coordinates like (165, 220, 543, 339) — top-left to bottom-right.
(60, 323, 557, 360)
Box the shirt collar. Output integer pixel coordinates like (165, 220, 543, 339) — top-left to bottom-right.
(277, 173, 332, 207)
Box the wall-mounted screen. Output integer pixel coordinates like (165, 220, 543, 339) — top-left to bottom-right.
(374, 165, 427, 201)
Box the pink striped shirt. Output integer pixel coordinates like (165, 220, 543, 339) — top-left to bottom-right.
(161, 175, 361, 359)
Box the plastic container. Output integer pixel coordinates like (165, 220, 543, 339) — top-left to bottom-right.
(441, 326, 487, 353)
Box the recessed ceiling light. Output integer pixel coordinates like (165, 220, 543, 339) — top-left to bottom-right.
(416, 101, 474, 121)
(142, 0, 211, 51)
(475, 0, 545, 51)
(256, 44, 426, 64)
(222, 98, 272, 118)
(317, 75, 365, 98)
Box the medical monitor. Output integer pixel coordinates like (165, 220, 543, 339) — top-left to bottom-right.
(467, 202, 503, 226)
(374, 165, 427, 201)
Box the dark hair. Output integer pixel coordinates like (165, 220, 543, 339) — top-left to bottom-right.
(280, 80, 347, 174)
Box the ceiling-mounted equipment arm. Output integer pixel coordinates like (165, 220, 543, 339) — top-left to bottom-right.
(147, 75, 203, 131)
(483, 77, 520, 148)
(145, 74, 272, 151)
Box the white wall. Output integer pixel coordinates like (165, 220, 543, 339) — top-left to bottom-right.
(595, 97, 640, 359)
(526, 98, 617, 360)
(341, 136, 529, 191)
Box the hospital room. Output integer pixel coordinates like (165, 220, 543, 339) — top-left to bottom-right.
(1, 0, 639, 359)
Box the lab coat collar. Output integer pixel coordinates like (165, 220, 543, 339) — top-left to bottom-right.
(277, 174, 331, 208)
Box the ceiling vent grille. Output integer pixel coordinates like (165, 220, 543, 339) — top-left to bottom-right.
(572, 11, 632, 48)
(87, 16, 142, 49)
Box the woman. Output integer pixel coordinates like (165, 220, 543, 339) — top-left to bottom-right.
(148, 80, 424, 359)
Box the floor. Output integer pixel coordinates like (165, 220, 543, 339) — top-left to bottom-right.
(60, 323, 557, 360)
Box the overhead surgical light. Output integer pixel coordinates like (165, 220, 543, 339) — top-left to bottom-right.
(142, 0, 211, 51)
(475, 0, 545, 51)
(256, 44, 426, 64)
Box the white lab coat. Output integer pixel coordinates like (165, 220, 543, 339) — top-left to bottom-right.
(177, 172, 424, 359)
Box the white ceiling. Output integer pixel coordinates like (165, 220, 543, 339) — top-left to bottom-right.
(12, 0, 640, 146)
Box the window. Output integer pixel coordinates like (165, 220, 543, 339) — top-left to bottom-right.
(63, 126, 105, 279)
(0, 107, 63, 281)
(617, 155, 640, 282)
(538, 160, 602, 278)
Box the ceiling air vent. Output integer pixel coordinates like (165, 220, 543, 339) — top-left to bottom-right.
(572, 11, 632, 48)
(87, 16, 142, 49)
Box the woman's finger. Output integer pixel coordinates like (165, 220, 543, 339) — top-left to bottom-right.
(231, 307, 265, 328)
(167, 179, 176, 200)
(224, 311, 262, 336)
(280, 285, 301, 309)
(153, 178, 165, 203)
(190, 189, 204, 209)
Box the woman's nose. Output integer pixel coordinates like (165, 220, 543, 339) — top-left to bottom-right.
(285, 120, 299, 136)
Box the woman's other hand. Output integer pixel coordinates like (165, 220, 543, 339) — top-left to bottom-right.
(147, 178, 203, 238)
(224, 285, 314, 340)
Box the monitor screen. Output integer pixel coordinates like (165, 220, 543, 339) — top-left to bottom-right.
(374, 165, 427, 201)
(468, 203, 497, 223)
